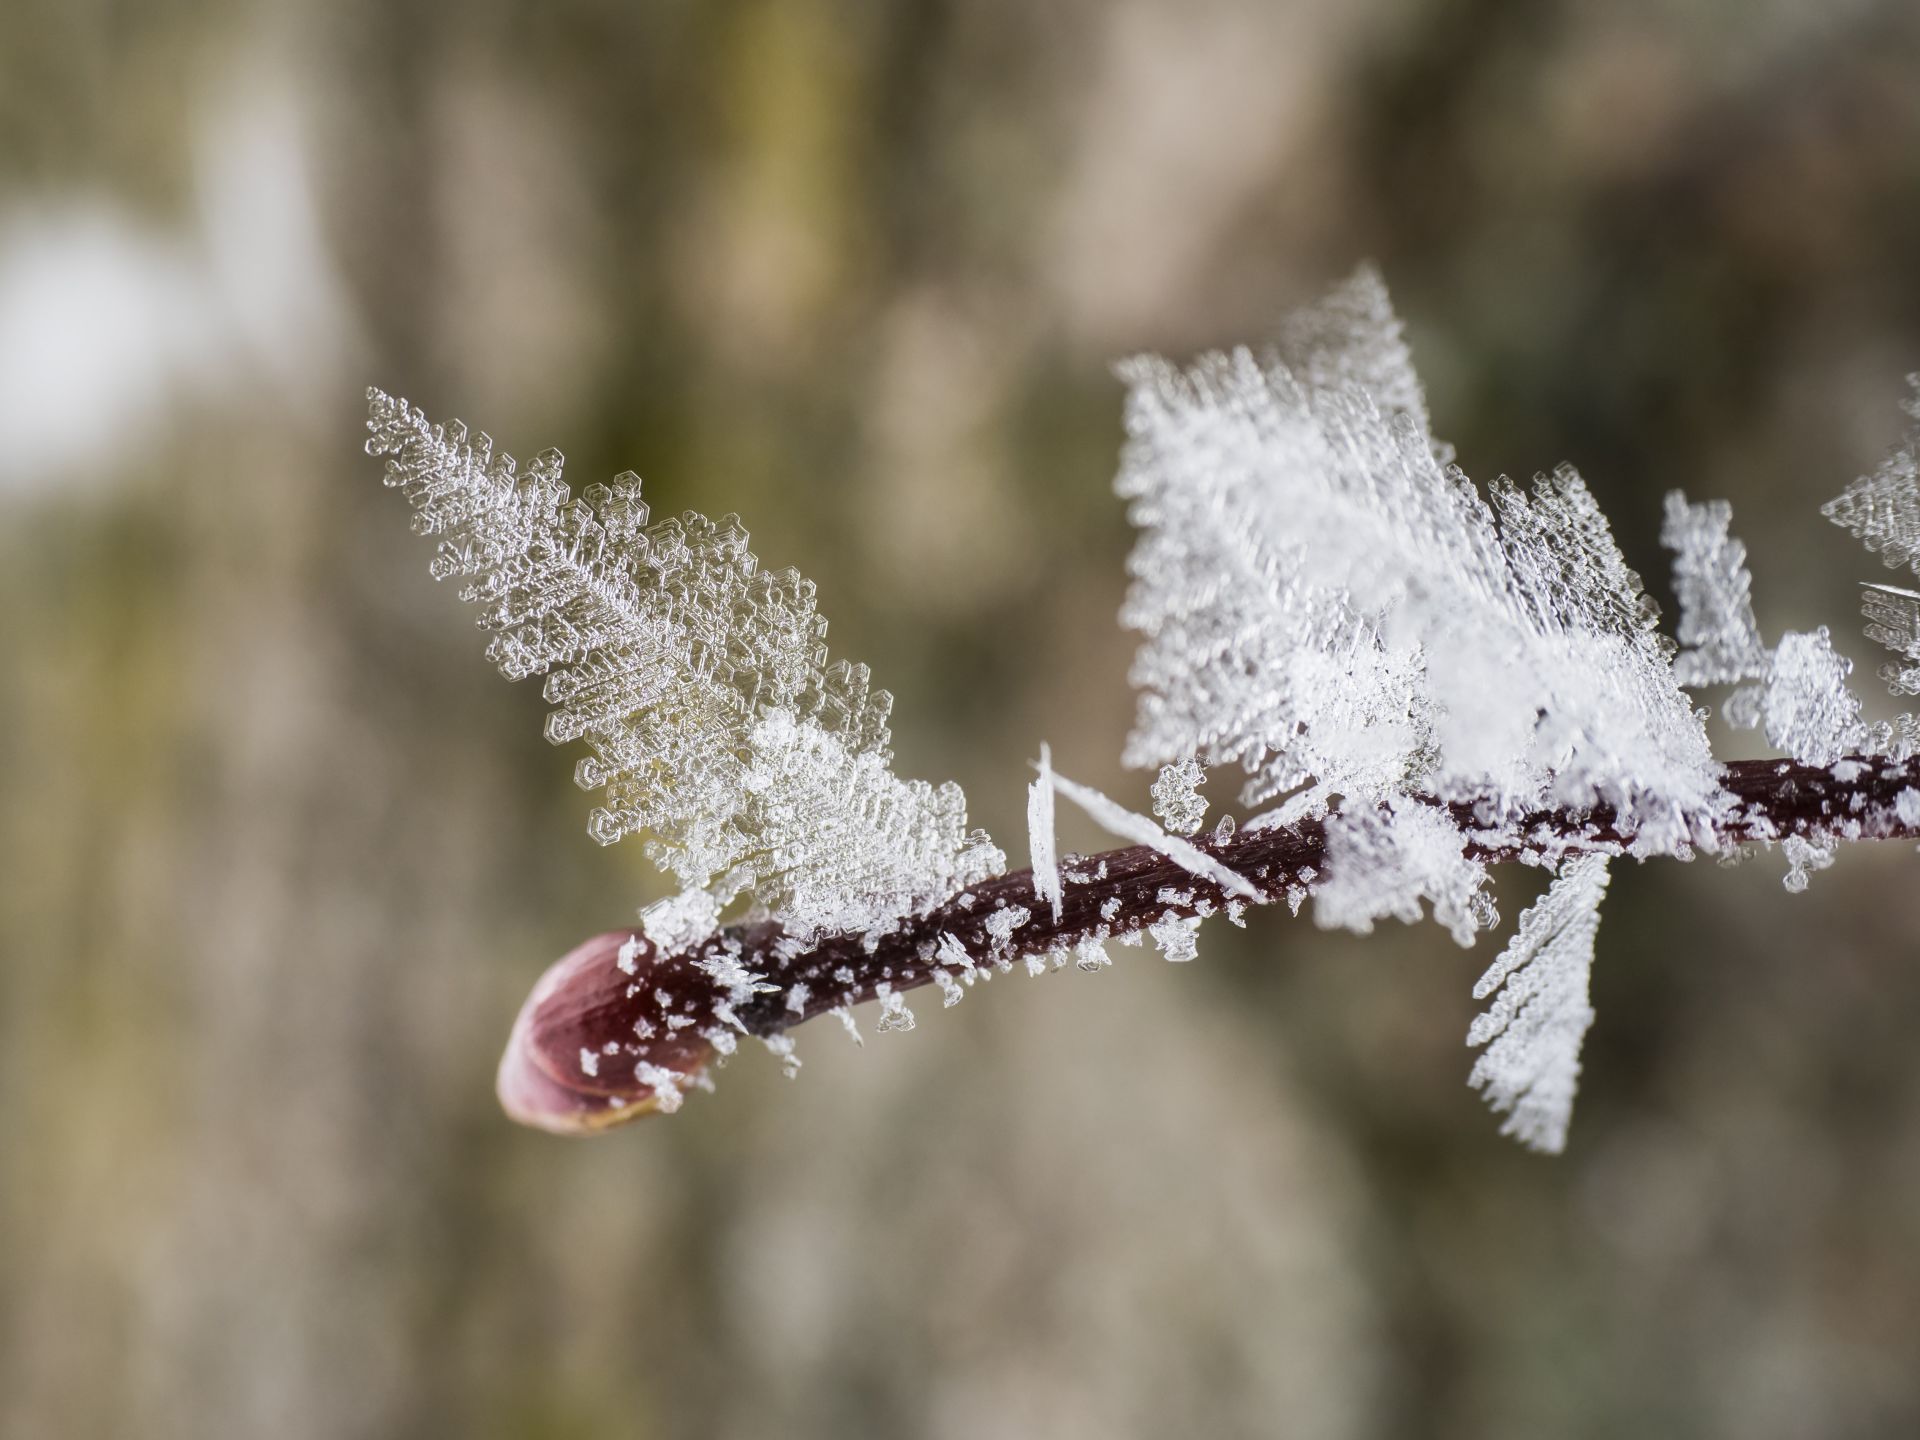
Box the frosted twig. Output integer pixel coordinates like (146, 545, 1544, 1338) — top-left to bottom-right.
(500, 752, 1920, 1131)
(383, 269, 1920, 1148)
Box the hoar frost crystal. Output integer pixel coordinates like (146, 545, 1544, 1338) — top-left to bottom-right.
(373, 266, 1920, 1152)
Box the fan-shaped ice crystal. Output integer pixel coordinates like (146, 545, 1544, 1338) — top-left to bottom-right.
(1661, 491, 1768, 686)
(1760, 629, 1868, 767)
(1823, 379, 1920, 575)
(1811, 385, 1920, 757)
(1859, 582, 1920, 697)
(1117, 267, 1718, 845)
(1467, 855, 1610, 1154)
(366, 388, 1002, 940)
(1815, 385, 1920, 746)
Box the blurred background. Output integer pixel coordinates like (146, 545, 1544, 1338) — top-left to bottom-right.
(5, 1, 1920, 1436)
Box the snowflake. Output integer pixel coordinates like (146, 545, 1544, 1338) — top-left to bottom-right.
(1781, 834, 1836, 894)
(1150, 758, 1208, 835)
(1147, 913, 1202, 963)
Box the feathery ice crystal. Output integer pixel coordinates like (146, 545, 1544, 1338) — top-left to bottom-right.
(365, 387, 1003, 953)
(370, 268, 1920, 1151)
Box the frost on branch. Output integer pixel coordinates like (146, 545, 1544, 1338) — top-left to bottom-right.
(1046, 768, 1258, 902)
(390, 266, 1920, 1152)
(1113, 267, 1715, 1147)
(1111, 267, 1724, 1149)
(1118, 266, 1718, 844)
(1660, 482, 1911, 880)
(1467, 855, 1609, 1155)
(365, 388, 1002, 944)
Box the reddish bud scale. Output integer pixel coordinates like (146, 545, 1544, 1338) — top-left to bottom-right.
(498, 931, 722, 1133)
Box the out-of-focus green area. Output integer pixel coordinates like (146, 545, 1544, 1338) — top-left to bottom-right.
(5, 2, 1920, 1436)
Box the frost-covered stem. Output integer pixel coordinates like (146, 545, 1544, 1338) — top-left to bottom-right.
(500, 754, 1920, 1132)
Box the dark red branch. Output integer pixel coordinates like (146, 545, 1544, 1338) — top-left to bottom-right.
(498, 753, 1920, 1133)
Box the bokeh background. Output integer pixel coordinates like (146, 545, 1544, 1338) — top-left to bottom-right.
(6, 2, 1920, 1436)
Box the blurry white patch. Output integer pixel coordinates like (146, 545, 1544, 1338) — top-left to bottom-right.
(193, 80, 356, 392)
(0, 211, 219, 487)
(0, 73, 355, 496)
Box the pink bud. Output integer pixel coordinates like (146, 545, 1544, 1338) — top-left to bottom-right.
(496, 930, 719, 1135)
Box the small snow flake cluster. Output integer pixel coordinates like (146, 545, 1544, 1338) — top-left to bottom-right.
(1150, 758, 1208, 835)
(639, 889, 722, 955)
(1780, 835, 1836, 896)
